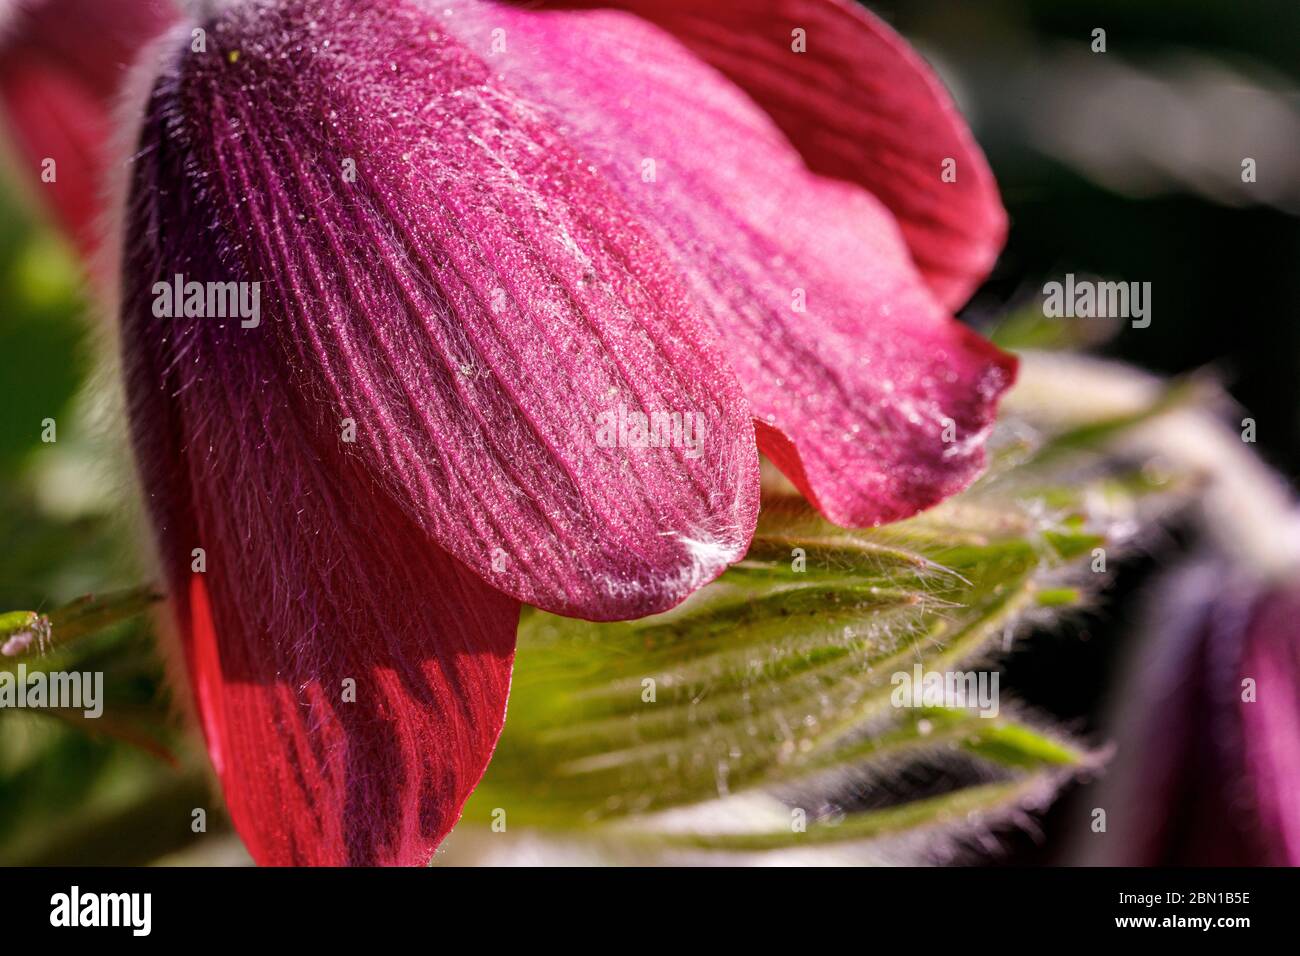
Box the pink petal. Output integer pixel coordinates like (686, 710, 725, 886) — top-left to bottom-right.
(543, 0, 1007, 310)
(144, 0, 759, 621)
(471, 3, 1016, 525)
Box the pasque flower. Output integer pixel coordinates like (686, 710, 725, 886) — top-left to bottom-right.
(109, 0, 1015, 864)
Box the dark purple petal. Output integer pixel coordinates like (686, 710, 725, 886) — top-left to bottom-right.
(140, 0, 760, 620)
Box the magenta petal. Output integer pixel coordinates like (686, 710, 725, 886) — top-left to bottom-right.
(1087, 571, 1300, 866)
(476, 4, 1016, 525)
(122, 76, 518, 865)
(149, 0, 759, 620)
(1239, 585, 1300, 864)
(753, 321, 1016, 527)
(544, 0, 1007, 310)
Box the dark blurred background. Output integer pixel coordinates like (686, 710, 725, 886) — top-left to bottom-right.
(879, 0, 1300, 482)
(869, 0, 1300, 862)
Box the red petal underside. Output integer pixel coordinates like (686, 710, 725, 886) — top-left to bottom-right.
(186, 526, 517, 867)
(474, 4, 1016, 525)
(544, 0, 1007, 310)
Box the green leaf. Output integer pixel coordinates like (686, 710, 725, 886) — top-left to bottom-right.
(0, 587, 160, 666)
(990, 303, 1121, 353)
(0, 588, 172, 764)
(649, 772, 1069, 852)
(460, 373, 1195, 859)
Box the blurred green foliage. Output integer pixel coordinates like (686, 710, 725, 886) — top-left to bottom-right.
(0, 191, 218, 865)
